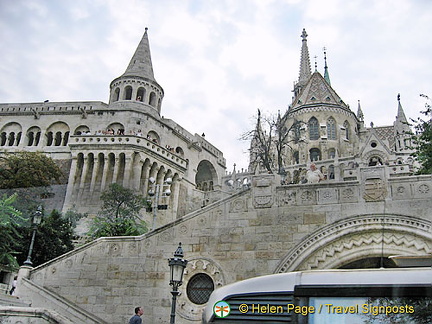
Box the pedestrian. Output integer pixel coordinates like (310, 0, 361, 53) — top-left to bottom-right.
(129, 306, 143, 324)
(9, 276, 17, 295)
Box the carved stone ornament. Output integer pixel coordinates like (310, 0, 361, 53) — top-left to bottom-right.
(363, 178, 387, 201)
(176, 258, 225, 321)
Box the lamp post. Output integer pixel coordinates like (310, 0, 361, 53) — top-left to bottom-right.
(168, 242, 188, 324)
(148, 177, 172, 230)
(23, 206, 43, 266)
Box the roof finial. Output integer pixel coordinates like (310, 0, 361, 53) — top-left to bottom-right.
(314, 55, 318, 72)
(397, 93, 400, 101)
(301, 28, 308, 41)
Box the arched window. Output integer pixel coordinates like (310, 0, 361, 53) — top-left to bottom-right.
(136, 87, 145, 102)
(27, 132, 34, 146)
(293, 151, 299, 164)
(149, 92, 156, 107)
(0, 132, 6, 146)
(328, 148, 336, 159)
(327, 117, 336, 140)
(186, 273, 214, 305)
(114, 88, 120, 102)
(124, 86, 133, 100)
(310, 148, 321, 161)
(308, 117, 319, 140)
(46, 132, 54, 146)
(54, 132, 62, 146)
(8, 132, 15, 146)
(63, 131, 70, 146)
(343, 121, 350, 140)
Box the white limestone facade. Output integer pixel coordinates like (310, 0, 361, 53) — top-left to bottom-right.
(0, 29, 226, 228)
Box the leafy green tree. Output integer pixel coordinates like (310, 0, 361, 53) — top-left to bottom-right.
(0, 193, 23, 270)
(409, 94, 432, 174)
(87, 183, 148, 238)
(15, 209, 75, 267)
(0, 151, 63, 189)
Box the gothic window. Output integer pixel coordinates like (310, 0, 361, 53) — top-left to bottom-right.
(327, 117, 336, 140)
(124, 86, 133, 100)
(310, 148, 321, 161)
(186, 273, 214, 305)
(293, 151, 299, 164)
(308, 117, 319, 140)
(328, 148, 336, 159)
(343, 121, 350, 140)
(328, 165, 335, 179)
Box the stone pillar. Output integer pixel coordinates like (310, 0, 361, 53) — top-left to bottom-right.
(123, 154, 133, 188)
(111, 154, 120, 184)
(89, 156, 100, 193)
(78, 155, 89, 200)
(62, 155, 78, 212)
(100, 156, 109, 192)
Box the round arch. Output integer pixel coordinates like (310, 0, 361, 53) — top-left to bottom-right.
(195, 160, 218, 191)
(275, 214, 432, 273)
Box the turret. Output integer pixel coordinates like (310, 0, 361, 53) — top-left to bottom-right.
(109, 28, 164, 114)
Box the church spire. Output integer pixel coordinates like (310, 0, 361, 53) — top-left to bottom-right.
(293, 29, 312, 99)
(396, 93, 408, 125)
(123, 27, 155, 80)
(357, 100, 364, 121)
(298, 28, 312, 85)
(323, 47, 331, 86)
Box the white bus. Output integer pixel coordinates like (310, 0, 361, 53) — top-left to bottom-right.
(202, 266, 432, 323)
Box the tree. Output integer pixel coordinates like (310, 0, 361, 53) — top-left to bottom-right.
(242, 109, 303, 174)
(15, 209, 76, 267)
(87, 183, 149, 238)
(409, 94, 432, 174)
(0, 151, 63, 189)
(0, 193, 23, 270)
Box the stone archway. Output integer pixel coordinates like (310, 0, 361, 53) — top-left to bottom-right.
(275, 214, 432, 273)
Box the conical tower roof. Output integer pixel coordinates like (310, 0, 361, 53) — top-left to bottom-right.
(122, 27, 155, 80)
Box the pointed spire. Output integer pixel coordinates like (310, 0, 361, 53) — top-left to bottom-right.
(323, 47, 331, 86)
(357, 100, 364, 121)
(396, 93, 408, 124)
(123, 27, 155, 80)
(298, 28, 312, 85)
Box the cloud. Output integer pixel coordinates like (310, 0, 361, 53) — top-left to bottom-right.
(1, 0, 432, 170)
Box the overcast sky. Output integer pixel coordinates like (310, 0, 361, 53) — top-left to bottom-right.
(1, 0, 431, 171)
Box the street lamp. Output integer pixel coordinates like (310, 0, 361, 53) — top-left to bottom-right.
(148, 177, 172, 230)
(168, 242, 188, 324)
(23, 206, 43, 266)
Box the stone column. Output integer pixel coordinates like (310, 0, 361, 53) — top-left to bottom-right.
(100, 155, 109, 192)
(123, 154, 133, 188)
(62, 155, 78, 212)
(77, 155, 90, 200)
(111, 154, 120, 184)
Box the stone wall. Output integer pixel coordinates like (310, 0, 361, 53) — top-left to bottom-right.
(13, 170, 432, 323)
